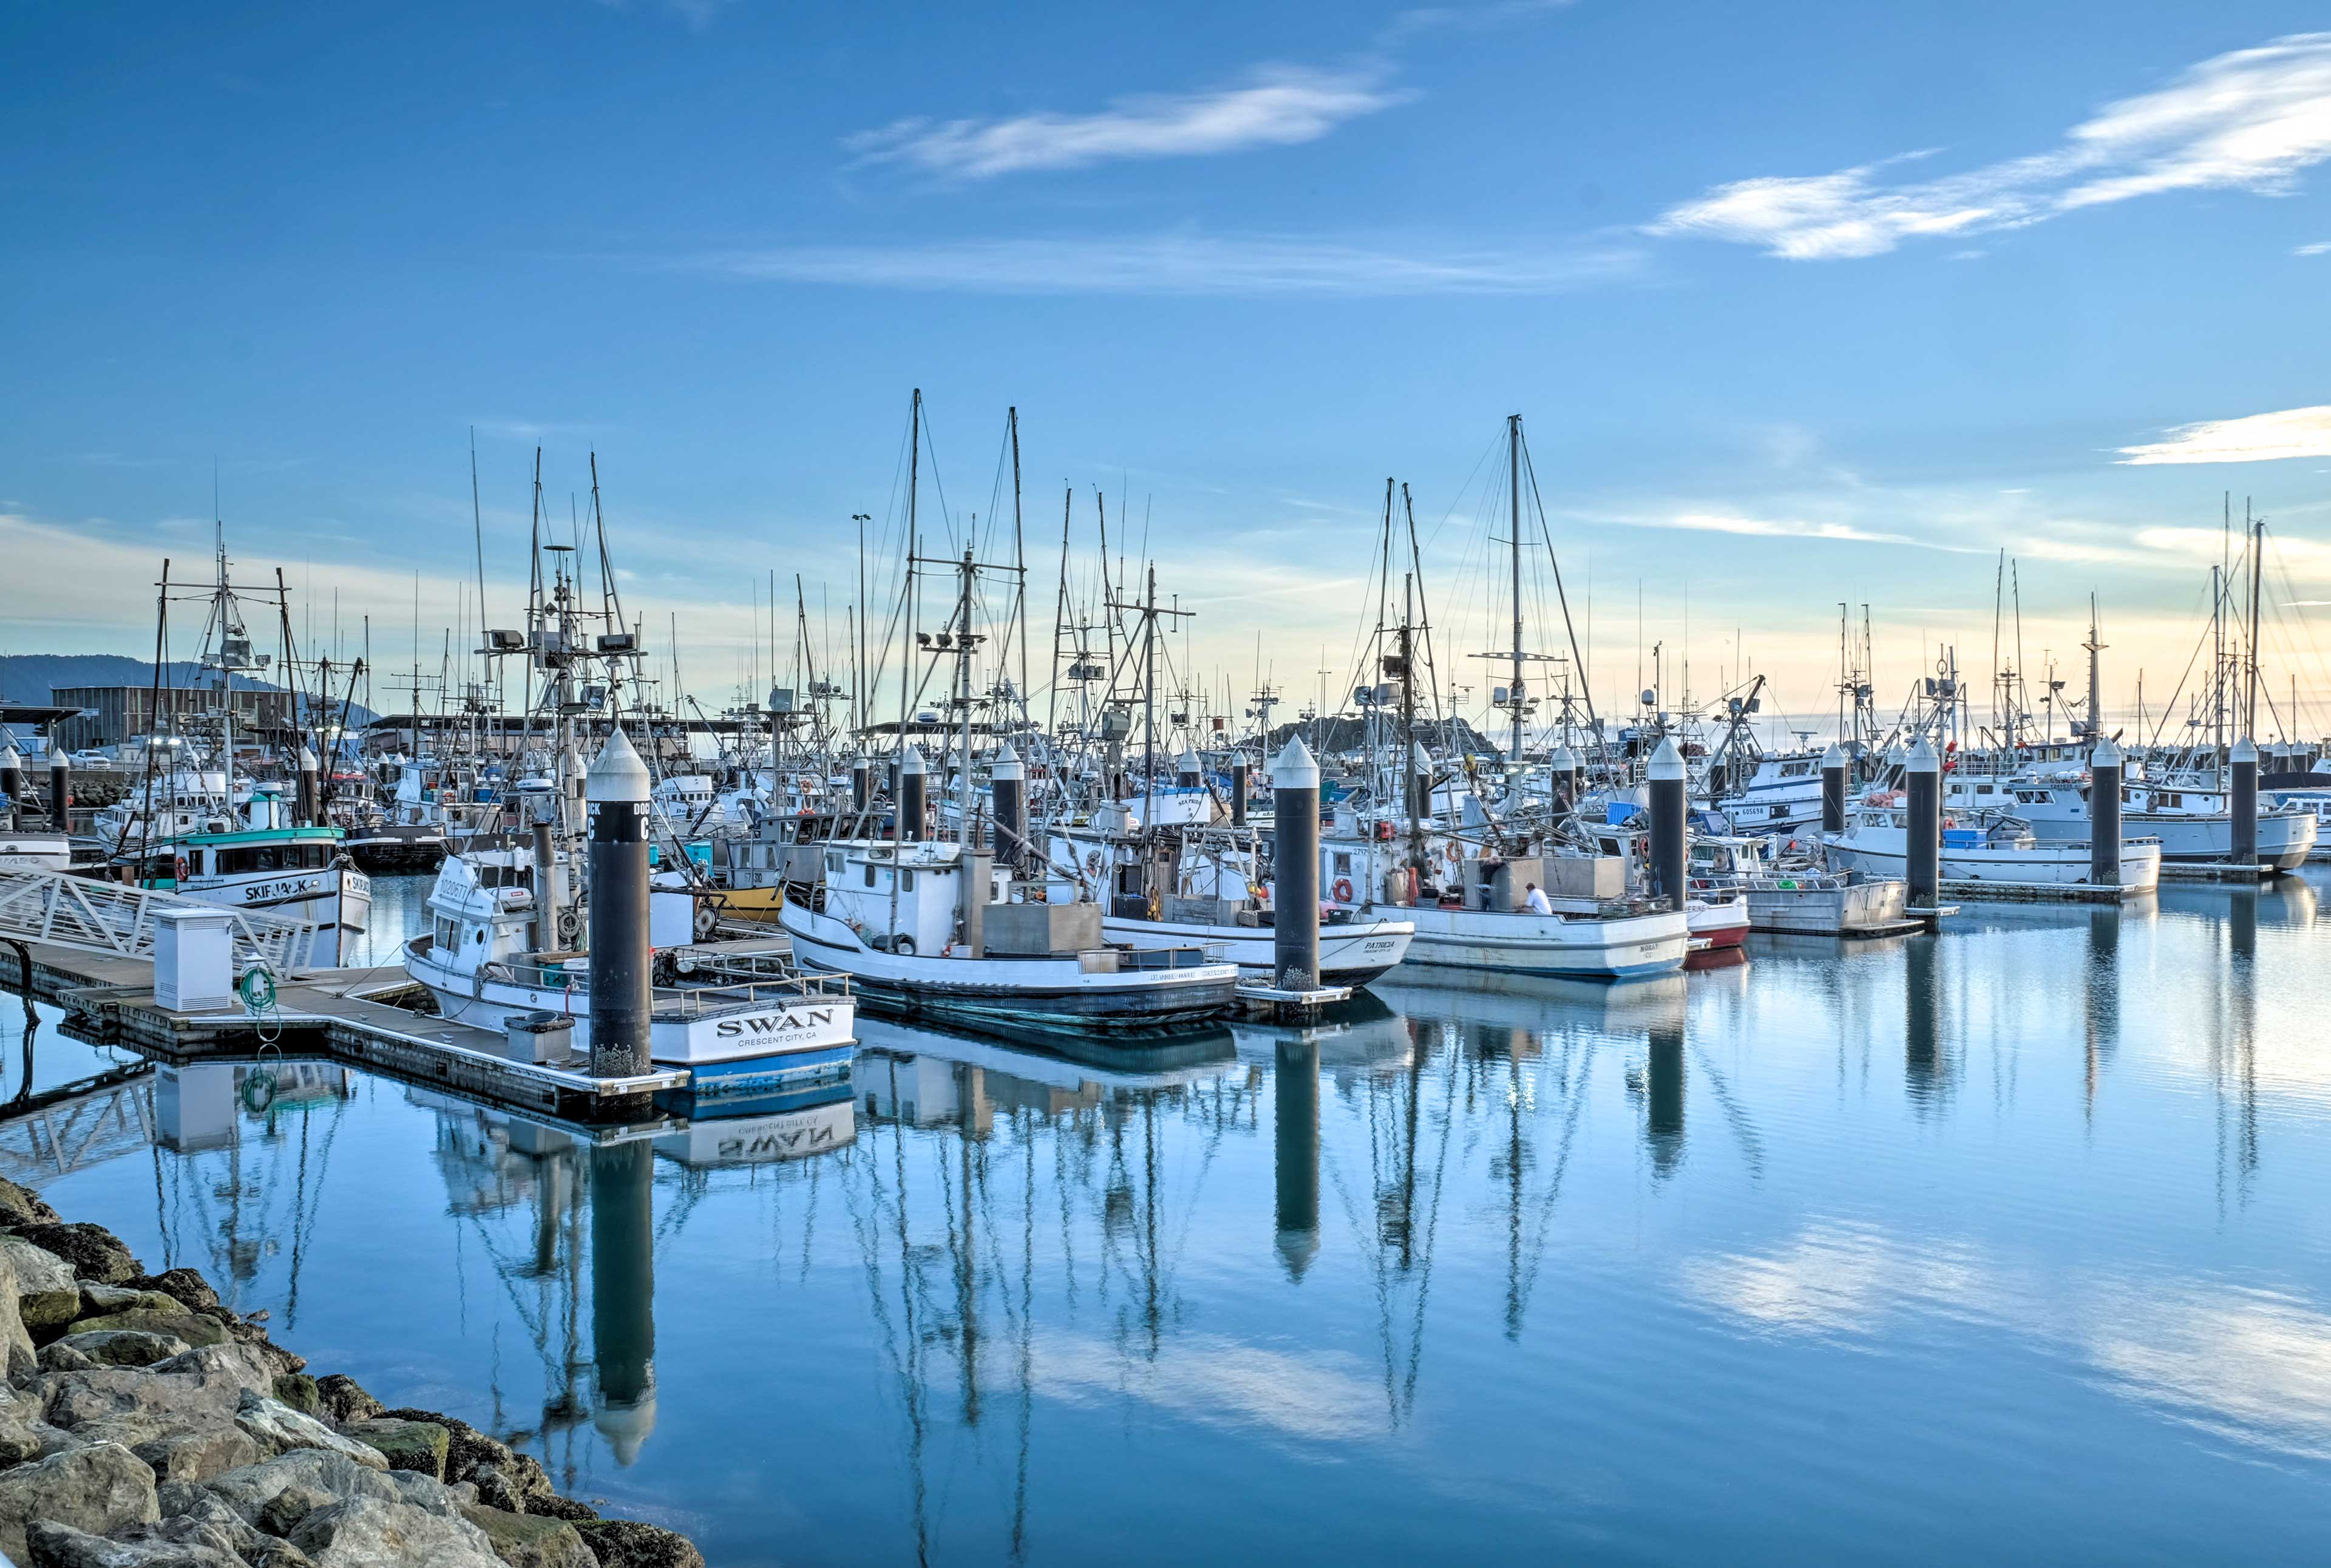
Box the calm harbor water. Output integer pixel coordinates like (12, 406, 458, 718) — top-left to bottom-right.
(7, 873, 2331, 1564)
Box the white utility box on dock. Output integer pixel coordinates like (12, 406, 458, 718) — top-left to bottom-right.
(153, 906, 236, 1013)
(506, 1011, 575, 1065)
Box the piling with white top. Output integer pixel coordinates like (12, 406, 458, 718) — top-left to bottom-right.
(295, 745, 319, 828)
(897, 744, 928, 843)
(1647, 737, 1687, 910)
(1271, 736, 1322, 991)
(1550, 743, 1580, 816)
(2089, 738, 2122, 886)
(850, 756, 871, 816)
(586, 728, 652, 1079)
(1230, 758, 1249, 828)
(1176, 744, 1202, 789)
(1819, 743, 1848, 835)
(1905, 738, 1941, 908)
(991, 742, 1025, 866)
(2231, 737, 2259, 868)
(47, 750, 70, 832)
(0, 742, 19, 831)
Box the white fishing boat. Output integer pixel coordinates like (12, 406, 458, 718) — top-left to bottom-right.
(1822, 796, 2161, 889)
(779, 835, 1238, 1036)
(1997, 778, 2315, 868)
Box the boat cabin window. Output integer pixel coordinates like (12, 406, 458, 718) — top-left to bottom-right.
(1769, 804, 1788, 820)
(1332, 852, 1354, 877)
(901, 869, 915, 891)
(827, 854, 843, 874)
(863, 862, 877, 888)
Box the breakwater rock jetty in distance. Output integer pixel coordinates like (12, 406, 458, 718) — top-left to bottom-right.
(0, 1173, 704, 1568)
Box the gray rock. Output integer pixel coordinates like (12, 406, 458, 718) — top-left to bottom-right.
(4, 1226, 141, 1285)
(202, 1448, 404, 1527)
(0, 1243, 35, 1379)
(147, 1340, 283, 1400)
(0, 1397, 56, 1464)
(472, 1462, 526, 1513)
(573, 1519, 704, 1568)
(37, 1340, 98, 1374)
(121, 1269, 222, 1317)
(27, 1516, 245, 1566)
(65, 1309, 229, 1349)
(128, 1422, 268, 1484)
(385, 1468, 475, 1519)
(259, 1479, 341, 1538)
(272, 1373, 323, 1416)
(38, 1357, 256, 1434)
(461, 1501, 601, 1568)
(152, 1485, 271, 1555)
(25, 1517, 242, 1567)
(313, 1375, 382, 1425)
(0, 1235, 80, 1332)
(0, 1441, 160, 1563)
(234, 1391, 390, 1470)
(287, 1495, 504, 1567)
(76, 1285, 183, 1319)
(46, 1329, 192, 1369)
(345, 1417, 449, 1479)
(251, 1543, 320, 1567)
(0, 1177, 59, 1228)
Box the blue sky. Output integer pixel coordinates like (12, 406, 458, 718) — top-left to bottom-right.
(6, 2, 2331, 742)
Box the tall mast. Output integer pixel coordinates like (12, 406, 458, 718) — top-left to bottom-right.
(2247, 500, 2263, 741)
(1047, 487, 1071, 750)
(1009, 407, 1028, 738)
(1142, 562, 1158, 831)
(957, 548, 975, 847)
(2083, 596, 2103, 745)
(1508, 413, 1524, 765)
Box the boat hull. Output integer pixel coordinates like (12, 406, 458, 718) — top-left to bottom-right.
(781, 905, 1237, 1036)
(1822, 835, 2162, 890)
(1686, 899, 1750, 948)
(1396, 905, 1690, 980)
(2023, 811, 2314, 869)
(177, 866, 371, 965)
(1100, 913, 1414, 986)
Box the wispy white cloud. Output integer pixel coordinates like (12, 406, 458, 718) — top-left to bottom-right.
(1652, 33, 2331, 259)
(847, 67, 1407, 180)
(2295, 240, 2331, 254)
(1596, 510, 1983, 553)
(1376, 0, 1573, 48)
(2116, 406, 2331, 465)
(676, 234, 1645, 296)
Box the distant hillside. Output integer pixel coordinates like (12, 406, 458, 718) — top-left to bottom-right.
(0, 655, 378, 725)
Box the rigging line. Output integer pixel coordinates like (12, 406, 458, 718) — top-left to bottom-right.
(1518, 429, 1603, 744)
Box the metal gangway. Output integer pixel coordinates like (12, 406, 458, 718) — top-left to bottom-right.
(0, 869, 331, 975)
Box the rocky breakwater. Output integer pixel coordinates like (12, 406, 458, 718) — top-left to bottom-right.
(0, 1176, 702, 1568)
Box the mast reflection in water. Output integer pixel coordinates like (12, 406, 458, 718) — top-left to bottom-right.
(7, 871, 2331, 1562)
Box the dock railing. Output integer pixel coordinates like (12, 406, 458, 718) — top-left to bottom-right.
(0, 869, 329, 974)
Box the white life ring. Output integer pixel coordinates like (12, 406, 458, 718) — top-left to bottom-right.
(894, 935, 917, 957)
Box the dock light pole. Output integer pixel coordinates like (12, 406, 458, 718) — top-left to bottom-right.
(991, 742, 1025, 868)
(47, 750, 70, 832)
(0, 742, 19, 831)
(586, 728, 652, 1078)
(2231, 737, 2259, 869)
(1550, 742, 1581, 817)
(1273, 1037, 1321, 1280)
(1905, 738, 1941, 909)
(1230, 758, 1249, 828)
(1648, 737, 1687, 911)
(898, 744, 928, 843)
(1271, 736, 1322, 991)
(2089, 738, 2122, 887)
(1819, 743, 1848, 836)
